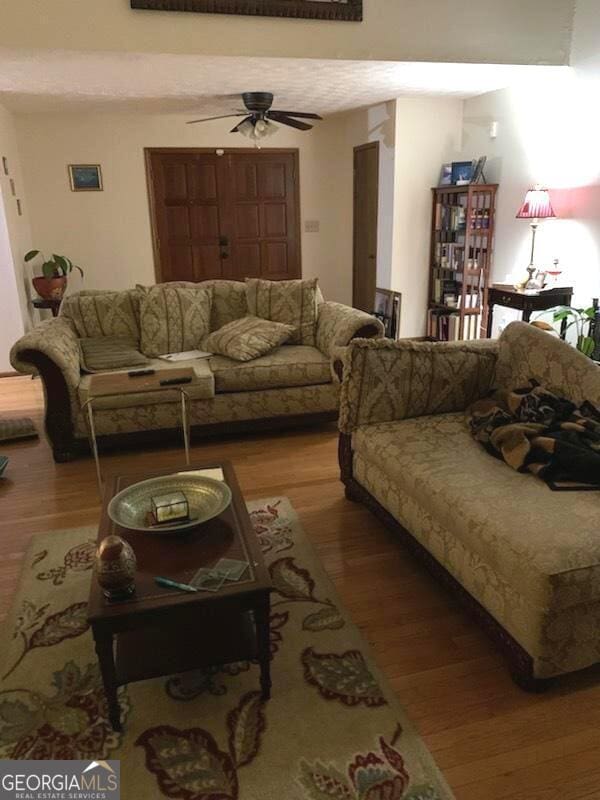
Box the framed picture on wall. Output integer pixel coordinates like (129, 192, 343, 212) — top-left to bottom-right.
(68, 164, 103, 192)
(130, 0, 362, 21)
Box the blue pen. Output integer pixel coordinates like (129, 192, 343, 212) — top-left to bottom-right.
(155, 576, 198, 593)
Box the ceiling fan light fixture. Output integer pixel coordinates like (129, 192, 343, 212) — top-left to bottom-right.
(238, 117, 278, 148)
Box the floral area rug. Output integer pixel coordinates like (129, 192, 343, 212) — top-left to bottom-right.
(0, 497, 453, 800)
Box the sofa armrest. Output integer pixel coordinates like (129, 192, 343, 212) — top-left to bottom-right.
(339, 337, 499, 434)
(10, 317, 82, 461)
(316, 302, 384, 360)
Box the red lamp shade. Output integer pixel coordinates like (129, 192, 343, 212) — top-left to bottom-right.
(516, 188, 556, 220)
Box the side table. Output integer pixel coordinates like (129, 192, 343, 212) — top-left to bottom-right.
(486, 285, 574, 338)
(32, 297, 62, 317)
(82, 368, 194, 493)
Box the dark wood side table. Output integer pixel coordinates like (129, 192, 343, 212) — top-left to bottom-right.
(486, 284, 573, 338)
(88, 461, 272, 731)
(32, 297, 62, 317)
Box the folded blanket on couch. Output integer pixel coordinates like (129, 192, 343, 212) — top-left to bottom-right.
(467, 380, 600, 490)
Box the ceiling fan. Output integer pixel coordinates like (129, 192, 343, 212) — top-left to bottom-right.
(187, 92, 322, 145)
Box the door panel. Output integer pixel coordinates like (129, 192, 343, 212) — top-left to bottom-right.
(148, 150, 300, 284)
(149, 152, 225, 282)
(353, 143, 379, 312)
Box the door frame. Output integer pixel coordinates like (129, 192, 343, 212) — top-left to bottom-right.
(352, 141, 379, 310)
(144, 147, 302, 283)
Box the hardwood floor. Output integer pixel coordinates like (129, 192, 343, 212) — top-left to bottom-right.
(1, 374, 599, 799)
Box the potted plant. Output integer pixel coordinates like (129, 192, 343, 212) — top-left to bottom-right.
(532, 305, 596, 357)
(25, 250, 84, 301)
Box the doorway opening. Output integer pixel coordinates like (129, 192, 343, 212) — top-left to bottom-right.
(0, 189, 24, 373)
(352, 142, 379, 312)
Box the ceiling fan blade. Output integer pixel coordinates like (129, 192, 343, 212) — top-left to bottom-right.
(231, 116, 253, 133)
(187, 114, 245, 125)
(269, 113, 313, 131)
(271, 111, 323, 120)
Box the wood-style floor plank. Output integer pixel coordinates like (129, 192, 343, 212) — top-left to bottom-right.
(0, 374, 596, 799)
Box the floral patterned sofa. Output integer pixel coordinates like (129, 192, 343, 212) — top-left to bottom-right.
(339, 321, 600, 687)
(11, 280, 383, 462)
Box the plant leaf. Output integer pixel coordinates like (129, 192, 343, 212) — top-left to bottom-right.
(29, 602, 89, 650)
(52, 255, 68, 275)
(302, 647, 386, 708)
(136, 725, 238, 800)
(270, 557, 316, 601)
(24, 250, 40, 262)
(226, 691, 266, 768)
(297, 760, 353, 800)
(303, 606, 345, 632)
(578, 336, 595, 357)
(41, 261, 58, 279)
(403, 787, 442, 800)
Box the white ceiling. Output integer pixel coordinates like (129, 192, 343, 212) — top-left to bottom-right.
(0, 48, 567, 116)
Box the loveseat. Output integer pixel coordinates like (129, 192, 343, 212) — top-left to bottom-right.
(339, 321, 600, 687)
(11, 279, 383, 462)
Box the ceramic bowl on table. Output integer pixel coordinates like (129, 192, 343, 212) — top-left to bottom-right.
(107, 473, 232, 533)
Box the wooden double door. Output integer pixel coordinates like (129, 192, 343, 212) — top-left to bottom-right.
(146, 148, 301, 283)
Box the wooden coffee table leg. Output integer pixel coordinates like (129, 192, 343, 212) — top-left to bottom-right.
(93, 626, 122, 732)
(255, 595, 272, 701)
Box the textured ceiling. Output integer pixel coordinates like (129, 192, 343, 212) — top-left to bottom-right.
(0, 48, 566, 115)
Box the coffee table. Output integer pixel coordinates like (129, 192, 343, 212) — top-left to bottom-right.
(87, 461, 272, 731)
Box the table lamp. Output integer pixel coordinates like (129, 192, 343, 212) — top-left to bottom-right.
(516, 187, 556, 289)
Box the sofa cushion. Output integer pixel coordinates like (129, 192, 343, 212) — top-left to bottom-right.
(245, 278, 318, 346)
(78, 357, 214, 409)
(138, 280, 249, 332)
(61, 290, 141, 340)
(79, 337, 149, 373)
(205, 316, 294, 362)
(352, 412, 600, 612)
(139, 285, 212, 357)
(209, 345, 331, 393)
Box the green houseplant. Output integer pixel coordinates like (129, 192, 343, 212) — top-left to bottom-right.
(532, 305, 596, 358)
(25, 250, 84, 301)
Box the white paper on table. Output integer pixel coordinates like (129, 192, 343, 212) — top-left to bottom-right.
(158, 350, 213, 362)
(178, 467, 225, 482)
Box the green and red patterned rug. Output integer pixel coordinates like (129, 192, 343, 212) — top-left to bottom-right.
(0, 497, 453, 800)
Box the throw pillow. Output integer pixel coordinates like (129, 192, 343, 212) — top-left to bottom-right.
(204, 316, 294, 362)
(79, 337, 150, 373)
(139, 285, 212, 357)
(61, 290, 141, 340)
(245, 278, 319, 346)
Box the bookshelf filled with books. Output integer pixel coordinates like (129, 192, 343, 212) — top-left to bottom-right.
(428, 184, 498, 341)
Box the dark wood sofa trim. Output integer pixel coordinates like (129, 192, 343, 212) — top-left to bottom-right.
(339, 432, 551, 692)
(21, 349, 78, 463)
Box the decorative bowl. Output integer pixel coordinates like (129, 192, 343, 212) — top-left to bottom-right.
(107, 474, 232, 533)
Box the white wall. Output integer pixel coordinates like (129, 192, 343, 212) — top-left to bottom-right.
(393, 97, 463, 337)
(0, 103, 32, 369)
(0, 0, 575, 66)
(16, 111, 354, 304)
(320, 102, 396, 290)
(460, 1, 600, 333)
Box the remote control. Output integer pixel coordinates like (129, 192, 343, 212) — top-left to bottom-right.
(128, 369, 155, 377)
(160, 376, 193, 386)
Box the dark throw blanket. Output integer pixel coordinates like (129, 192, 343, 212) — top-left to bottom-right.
(467, 381, 600, 490)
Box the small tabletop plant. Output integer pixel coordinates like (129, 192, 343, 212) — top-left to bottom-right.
(24, 250, 84, 279)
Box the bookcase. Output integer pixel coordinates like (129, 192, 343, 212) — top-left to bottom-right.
(428, 184, 498, 341)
